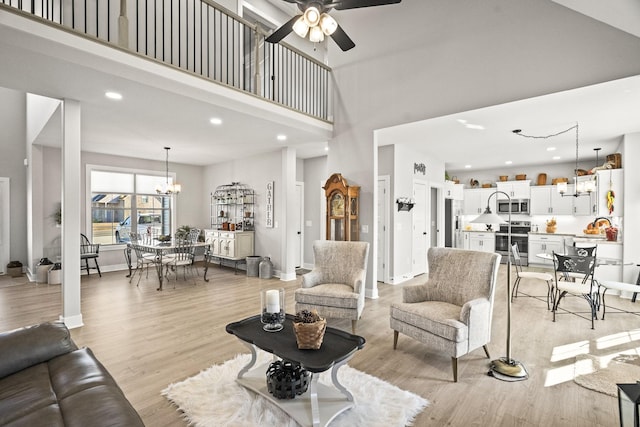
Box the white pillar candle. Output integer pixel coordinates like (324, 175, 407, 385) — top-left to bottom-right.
(266, 289, 280, 313)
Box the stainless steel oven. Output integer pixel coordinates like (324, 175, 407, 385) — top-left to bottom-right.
(495, 220, 531, 265)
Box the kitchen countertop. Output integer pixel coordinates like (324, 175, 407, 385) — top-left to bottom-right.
(462, 230, 495, 233)
(528, 232, 622, 244)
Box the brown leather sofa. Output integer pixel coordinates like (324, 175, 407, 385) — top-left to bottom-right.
(0, 322, 144, 426)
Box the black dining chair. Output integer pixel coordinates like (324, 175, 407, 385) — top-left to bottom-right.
(552, 252, 598, 329)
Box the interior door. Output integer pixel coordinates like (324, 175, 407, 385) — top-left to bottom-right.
(377, 176, 389, 283)
(294, 182, 303, 268)
(430, 187, 438, 247)
(412, 180, 427, 276)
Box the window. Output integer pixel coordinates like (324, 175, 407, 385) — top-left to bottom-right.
(89, 169, 175, 245)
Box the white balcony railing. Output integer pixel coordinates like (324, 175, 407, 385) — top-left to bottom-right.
(1, 0, 332, 121)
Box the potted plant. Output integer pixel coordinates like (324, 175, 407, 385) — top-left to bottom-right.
(6, 261, 23, 277)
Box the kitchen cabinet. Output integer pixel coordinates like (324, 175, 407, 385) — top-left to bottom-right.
(572, 188, 596, 216)
(444, 181, 464, 200)
(463, 231, 495, 253)
(204, 229, 254, 260)
(496, 180, 531, 199)
(530, 185, 573, 215)
(595, 169, 623, 217)
(528, 234, 565, 266)
(462, 188, 496, 215)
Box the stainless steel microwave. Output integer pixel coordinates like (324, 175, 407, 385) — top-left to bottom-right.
(497, 199, 529, 214)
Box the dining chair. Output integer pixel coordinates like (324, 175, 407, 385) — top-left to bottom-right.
(80, 233, 101, 277)
(552, 252, 599, 329)
(511, 243, 554, 310)
(130, 243, 157, 286)
(167, 239, 196, 285)
(598, 265, 640, 319)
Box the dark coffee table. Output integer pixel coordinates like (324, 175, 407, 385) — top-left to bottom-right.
(226, 314, 365, 427)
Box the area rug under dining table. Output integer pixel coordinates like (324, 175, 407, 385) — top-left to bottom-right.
(162, 351, 428, 427)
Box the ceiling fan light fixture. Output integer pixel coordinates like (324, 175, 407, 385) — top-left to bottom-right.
(309, 25, 325, 43)
(303, 6, 320, 27)
(319, 13, 337, 35)
(292, 16, 309, 38)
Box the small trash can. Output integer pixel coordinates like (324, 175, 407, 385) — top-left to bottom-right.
(246, 256, 261, 277)
(259, 257, 273, 279)
(37, 258, 53, 283)
(48, 263, 62, 285)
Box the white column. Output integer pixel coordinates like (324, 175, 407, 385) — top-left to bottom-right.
(280, 147, 297, 281)
(60, 99, 83, 329)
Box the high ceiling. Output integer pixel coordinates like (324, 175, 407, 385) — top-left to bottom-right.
(0, 1, 639, 168)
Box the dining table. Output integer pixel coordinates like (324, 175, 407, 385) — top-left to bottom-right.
(124, 239, 212, 291)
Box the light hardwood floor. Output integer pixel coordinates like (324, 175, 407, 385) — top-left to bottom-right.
(1, 262, 638, 426)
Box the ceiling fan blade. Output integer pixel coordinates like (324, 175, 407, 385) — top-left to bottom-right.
(331, 24, 355, 51)
(332, 0, 401, 10)
(265, 15, 300, 44)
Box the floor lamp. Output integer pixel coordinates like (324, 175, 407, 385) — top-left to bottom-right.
(471, 190, 528, 381)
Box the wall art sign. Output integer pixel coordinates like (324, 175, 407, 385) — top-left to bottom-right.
(265, 181, 274, 228)
(414, 162, 426, 175)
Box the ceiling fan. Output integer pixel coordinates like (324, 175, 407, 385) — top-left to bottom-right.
(265, 0, 402, 51)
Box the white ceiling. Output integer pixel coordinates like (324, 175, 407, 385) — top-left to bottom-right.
(377, 75, 640, 173)
(1, 2, 639, 168)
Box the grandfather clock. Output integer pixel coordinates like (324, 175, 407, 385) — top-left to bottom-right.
(324, 173, 360, 241)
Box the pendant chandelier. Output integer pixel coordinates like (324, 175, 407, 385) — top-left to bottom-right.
(512, 123, 595, 197)
(156, 147, 181, 195)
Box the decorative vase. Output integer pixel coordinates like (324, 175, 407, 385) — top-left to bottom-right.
(260, 288, 285, 332)
(259, 257, 273, 279)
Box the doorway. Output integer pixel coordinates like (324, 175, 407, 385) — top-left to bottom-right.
(294, 182, 303, 269)
(377, 176, 390, 283)
(412, 180, 427, 276)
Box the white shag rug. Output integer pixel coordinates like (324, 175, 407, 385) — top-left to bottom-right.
(574, 353, 640, 397)
(163, 351, 428, 427)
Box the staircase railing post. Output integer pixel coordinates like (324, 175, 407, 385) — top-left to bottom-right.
(118, 0, 129, 49)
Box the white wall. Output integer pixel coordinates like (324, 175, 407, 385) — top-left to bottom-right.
(327, 0, 640, 295)
(622, 133, 639, 283)
(0, 88, 28, 267)
(302, 156, 327, 268)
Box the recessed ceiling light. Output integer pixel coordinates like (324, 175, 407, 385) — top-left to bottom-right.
(277, 134, 287, 141)
(552, 156, 561, 160)
(464, 164, 471, 169)
(324, 146, 329, 152)
(465, 124, 485, 130)
(105, 91, 122, 100)
(210, 117, 222, 125)
(546, 147, 556, 151)
(456, 119, 468, 124)
(505, 160, 513, 165)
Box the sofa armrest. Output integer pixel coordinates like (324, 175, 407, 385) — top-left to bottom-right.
(402, 283, 428, 303)
(0, 322, 78, 379)
(301, 270, 324, 288)
(460, 298, 492, 350)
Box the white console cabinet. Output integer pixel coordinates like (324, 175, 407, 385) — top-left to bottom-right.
(205, 229, 254, 260)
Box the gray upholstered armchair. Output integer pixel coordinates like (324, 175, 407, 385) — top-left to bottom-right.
(390, 247, 501, 382)
(295, 240, 370, 334)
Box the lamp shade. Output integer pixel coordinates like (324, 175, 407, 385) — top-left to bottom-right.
(293, 16, 309, 37)
(557, 181, 568, 195)
(319, 13, 337, 35)
(309, 25, 324, 42)
(303, 6, 320, 27)
(470, 207, 506, 225)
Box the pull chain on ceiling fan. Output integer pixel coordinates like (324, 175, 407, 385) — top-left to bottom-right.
(266, 0, 402, 51)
